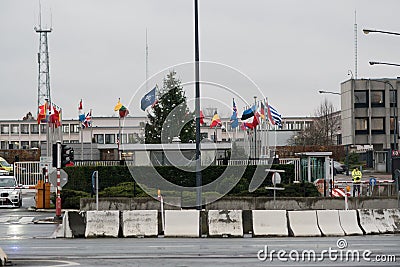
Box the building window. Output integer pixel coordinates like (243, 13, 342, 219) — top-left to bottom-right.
(354, 91, 368, 108)
(21, 124, 29, 134)
(30, 124, 39, 134)
(40, 124, 46, 134)
(105, 134, 115, 144)
(128, 133, 137, 144)
(371, 118, 385, 134)
(21, 141, 29, 149)
(11, 124, 19, 135)
(70, 124, 79, 133)
(31, 141, 39, 148)
(62, 124, 70, 133)
(371, 91, 384, 107)
(10, 141, 19, 149)
(94, 134, 104, 144)
(355, 118, 368, 134)
(1, 141, 8, 149)
(1, 125, 9, 134)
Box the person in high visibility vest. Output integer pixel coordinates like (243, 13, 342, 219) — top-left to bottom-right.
(351, 167, 362, 197)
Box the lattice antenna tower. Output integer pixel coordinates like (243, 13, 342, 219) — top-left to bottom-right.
(354, 10, 358, 79)
(35, 2, 52, 109)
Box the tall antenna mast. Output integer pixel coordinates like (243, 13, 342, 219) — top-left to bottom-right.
(35, 4, 52, 108)
(35, 1, 53, 156)
(354, 10, 358, 79)
(145, 28, 149, 91)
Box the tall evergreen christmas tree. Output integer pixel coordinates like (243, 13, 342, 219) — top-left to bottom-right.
(145, 71, 195, 144)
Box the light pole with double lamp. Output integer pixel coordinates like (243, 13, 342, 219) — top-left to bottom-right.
(364, 28, 400, 188)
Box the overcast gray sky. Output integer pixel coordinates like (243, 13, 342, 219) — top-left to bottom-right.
(1, 0, 400, 120)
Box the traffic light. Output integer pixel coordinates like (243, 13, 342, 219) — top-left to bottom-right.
(61, 145, 74, 167)
(52, 143, 58, 167)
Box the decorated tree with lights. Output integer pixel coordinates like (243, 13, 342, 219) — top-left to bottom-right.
(145, 71, 195, 144)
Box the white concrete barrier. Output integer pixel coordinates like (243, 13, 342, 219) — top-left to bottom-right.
(122, 210, 158, 237)
(385, 209, 400, 233)
(288, 210, 321, 237)
(358, 209, 379, 234)
(0, 247, 8, 266)
(62, 211, 73, 238)
(317, 210, 345, 236)
(164, 210, 199, 237)
(208, 210, 243, 237)
(338, 210, 363, 235)
(252, 210, 288, 236)
(373, 209, 395, 234)
(85, 211, 120, 238)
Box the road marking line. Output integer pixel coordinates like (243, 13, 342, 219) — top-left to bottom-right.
(18, 217, 35, 224)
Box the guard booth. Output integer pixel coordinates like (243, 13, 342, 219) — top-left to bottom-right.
(295, 152, 332, 183)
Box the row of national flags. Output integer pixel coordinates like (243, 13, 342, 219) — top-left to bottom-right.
(37, 101, 62, 127)
(78, 99, 92, 129)
(36, 86, 281, 132)
(138, 85, 282, 130)
(232, 98, 282, 130)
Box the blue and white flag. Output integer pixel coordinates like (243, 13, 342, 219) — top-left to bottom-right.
(268, 104, 282, 128)
(141, 86, 157, 111)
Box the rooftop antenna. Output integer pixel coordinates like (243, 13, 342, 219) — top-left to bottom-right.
(354, 10, 358, 79)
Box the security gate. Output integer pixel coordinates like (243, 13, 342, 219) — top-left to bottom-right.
(14, 161, 42, 186)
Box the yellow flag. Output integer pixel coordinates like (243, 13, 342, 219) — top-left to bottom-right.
(114, 100, 122, 111)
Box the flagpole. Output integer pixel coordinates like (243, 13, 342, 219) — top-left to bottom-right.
(80, 125, 83, 160)
(253, 96, 257, 159)
(118, 116, 121, 161)
(90, 110, 93, 161)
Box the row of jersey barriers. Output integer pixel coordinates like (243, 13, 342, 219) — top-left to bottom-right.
(59, 208, 400, 238)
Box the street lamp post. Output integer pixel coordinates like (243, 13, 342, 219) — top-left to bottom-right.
(194, 0, 202, 210)
(364, 28, 400, 179)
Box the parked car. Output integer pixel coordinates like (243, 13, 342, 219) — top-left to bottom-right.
(0, 157, 13, 174)
(333, 161, 347, 175)
(0, 176, 22, 208)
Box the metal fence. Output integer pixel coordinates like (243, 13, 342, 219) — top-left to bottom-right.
(14, 161, 42, 186)
(215, 158, 301, 182)
(74, 160, 135, 167)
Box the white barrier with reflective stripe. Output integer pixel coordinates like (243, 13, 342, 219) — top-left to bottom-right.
(288, 210, 321, 237)
(252, 210, 288, 236)
(208, 210, 243, 237)
(317, 210, 345, 236)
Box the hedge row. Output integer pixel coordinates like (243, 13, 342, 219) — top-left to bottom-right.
(63, 164, 295, 195)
